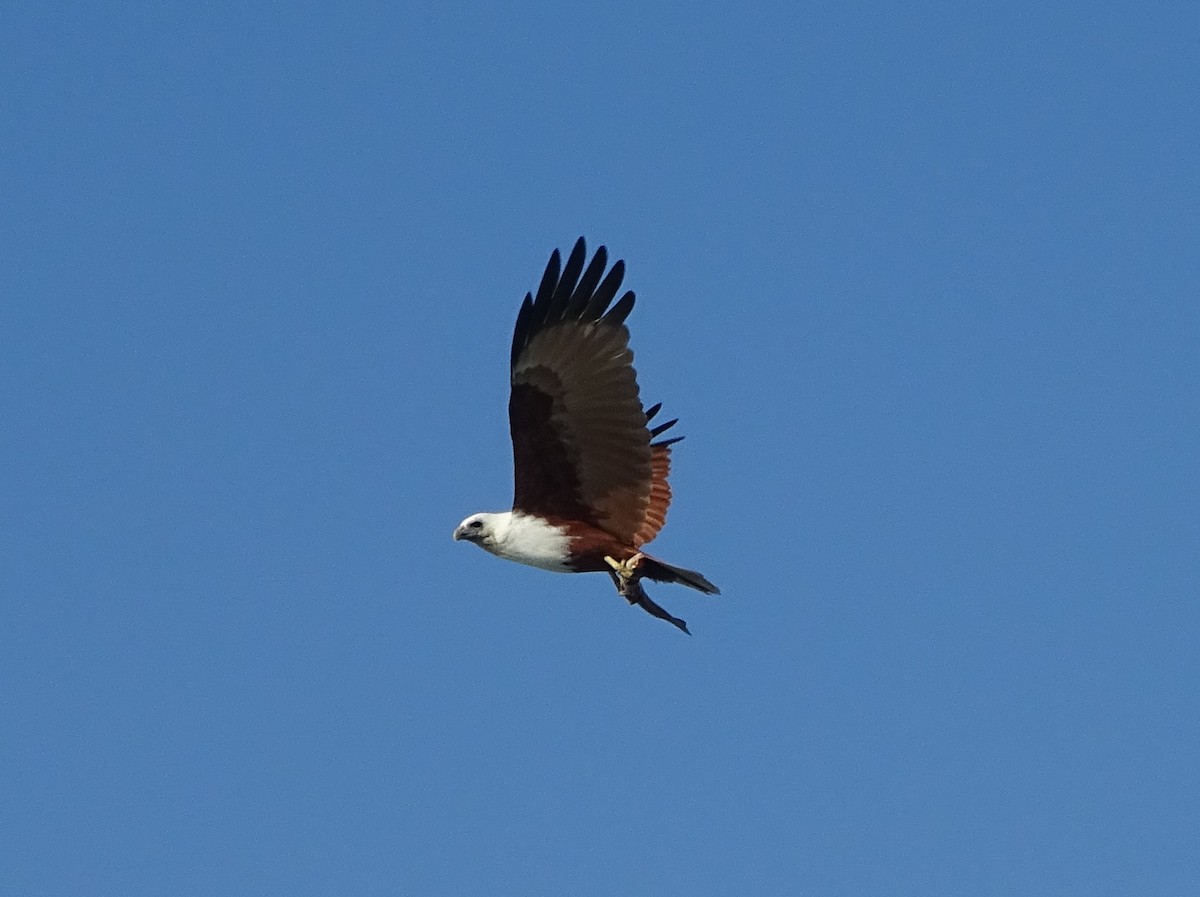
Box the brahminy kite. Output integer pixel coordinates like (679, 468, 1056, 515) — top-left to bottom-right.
(453, 238, 719, 633)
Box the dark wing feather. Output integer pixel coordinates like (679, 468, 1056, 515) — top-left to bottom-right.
(510, 238, 671, 542)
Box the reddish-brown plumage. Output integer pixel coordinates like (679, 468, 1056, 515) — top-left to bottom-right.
(634, 442, 674, 547)
(537, 516, 635, 573)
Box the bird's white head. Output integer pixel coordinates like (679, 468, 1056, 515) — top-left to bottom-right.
(453, 512, 506, 550)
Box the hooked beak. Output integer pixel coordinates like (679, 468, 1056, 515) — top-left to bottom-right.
(453, 526, 463, 541)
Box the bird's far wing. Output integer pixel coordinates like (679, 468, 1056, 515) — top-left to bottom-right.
(632, 403, 683, 547)
(508, 238, 653, 542)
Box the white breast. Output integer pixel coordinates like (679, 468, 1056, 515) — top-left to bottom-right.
(486, 512, 574, 573)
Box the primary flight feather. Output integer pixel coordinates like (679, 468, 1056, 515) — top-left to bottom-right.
(453, 238, 719, 633)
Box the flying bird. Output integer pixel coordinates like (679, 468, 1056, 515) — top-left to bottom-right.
(453, 237, 719, 633)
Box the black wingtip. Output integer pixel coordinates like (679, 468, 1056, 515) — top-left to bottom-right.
(510, 293, 534, 370)
(512, 239, 636, 372)
(552, 238, 588, 312)
(650, 418, 679, 438)
(603, 290, 636, 326)
(536, 249, 561, 305)
(583, 260, 626, 320)
(566, 245, 607, 318)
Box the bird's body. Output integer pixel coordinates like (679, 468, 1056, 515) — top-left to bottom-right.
(454, 238, 719, 633)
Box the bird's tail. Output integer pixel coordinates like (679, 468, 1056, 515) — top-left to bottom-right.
(639, 555, 721, 595)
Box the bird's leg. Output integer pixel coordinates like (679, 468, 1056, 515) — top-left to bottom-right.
(603, 552, 645, 586)
(604, 557, 636, 601)
(605, 557, 689, 634)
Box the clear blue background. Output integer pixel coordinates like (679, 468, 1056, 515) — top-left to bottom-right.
(3, 2, 1197, 894)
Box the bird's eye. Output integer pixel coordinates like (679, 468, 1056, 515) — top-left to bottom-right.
(469, 520, 483, 529)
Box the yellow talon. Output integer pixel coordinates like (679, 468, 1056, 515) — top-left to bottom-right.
(604, 553, 644, 580)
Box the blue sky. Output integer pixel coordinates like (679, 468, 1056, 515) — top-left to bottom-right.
(3, 2, 1198, 894)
